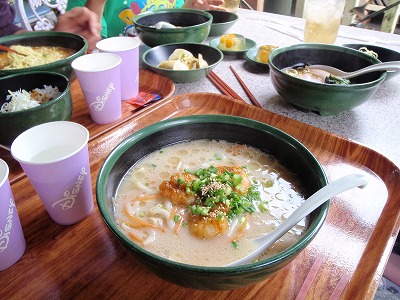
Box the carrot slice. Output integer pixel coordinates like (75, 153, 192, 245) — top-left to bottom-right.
(123, 206, 166, 232)
(174, 214, 184, 234)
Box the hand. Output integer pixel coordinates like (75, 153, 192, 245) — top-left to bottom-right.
(182, 0, 227, 10)
(54, 7, 101, 52)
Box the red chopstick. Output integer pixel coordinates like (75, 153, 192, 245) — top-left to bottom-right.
(229, 65, 262, 108)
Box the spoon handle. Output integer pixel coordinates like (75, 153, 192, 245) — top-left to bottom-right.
(343, 61, 400, 78)
(225, 174, 368, 267)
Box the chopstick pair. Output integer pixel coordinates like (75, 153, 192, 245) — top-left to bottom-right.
(207, 71, 245, 103)
(207, 67, 262, 108)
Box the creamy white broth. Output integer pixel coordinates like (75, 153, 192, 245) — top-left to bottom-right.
(114, 140, 308, 266)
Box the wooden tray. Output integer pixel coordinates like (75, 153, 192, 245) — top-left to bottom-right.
(1, 93, 399, 299)
(1, 69, 175, 184)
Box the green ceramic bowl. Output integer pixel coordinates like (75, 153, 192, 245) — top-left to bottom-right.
(209, 36, 256, 57)
(133, 9, 212, 47)
(268, 43, 386, 116)
(206, 10, 239, 36)
(343, 43, 400, 80)
(142, 43, 223, 83)
(0, 71, 72, 147)
(0, 31, 87, 80)
(96, 114, 329, 290)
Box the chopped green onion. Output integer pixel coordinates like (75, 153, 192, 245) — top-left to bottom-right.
(214, 153, 223, 160)
(173, 214, 180, 223)
(232, 241, 239, 249)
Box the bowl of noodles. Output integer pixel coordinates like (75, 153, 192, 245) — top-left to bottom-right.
(268, 43, 386, 116)
(0, 71, 72, 147)
(342, 44, 400, 81)
(0, 31, 87, 80)
(96, 114, 329, 290)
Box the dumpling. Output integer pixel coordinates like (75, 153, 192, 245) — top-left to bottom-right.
(197, 54, 208, 69)
(158, 60, 190, 70)
(168, 49, 193, 61)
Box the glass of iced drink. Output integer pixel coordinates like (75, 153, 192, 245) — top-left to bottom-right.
(221, 0, 241, 13)
(304, 0, 346, 44)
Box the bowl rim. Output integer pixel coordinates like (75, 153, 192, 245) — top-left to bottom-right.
(0, 71, 70, 115)
(0, 31, 88, 74)
(206, 10, 239, 24)
(96, 114, 329, 273)
(269, 43, 387, 87)
(142, 42, 224, 72)
(133, 8, 213, 31)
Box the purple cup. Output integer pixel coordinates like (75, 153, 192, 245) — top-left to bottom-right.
(0, 159, 26, 271)
(72, 53, 122, 124)
(11, 121, 93, 225)
(96, 37, 140, 101)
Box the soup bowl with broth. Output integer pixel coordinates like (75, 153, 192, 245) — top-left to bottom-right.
(0, 31, 87, 80)
(96, 115, 329, 290)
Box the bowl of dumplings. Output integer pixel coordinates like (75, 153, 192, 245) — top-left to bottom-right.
(142, 43, 223, 83)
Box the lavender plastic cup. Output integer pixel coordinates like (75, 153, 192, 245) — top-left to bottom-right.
(72, 53, 122, 124)
(0, 159, 26, 271)
(11, 121, 93, 225)
(96, 37, 140, 101)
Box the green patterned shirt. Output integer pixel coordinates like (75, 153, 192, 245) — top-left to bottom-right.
(67, 0, 185, 38)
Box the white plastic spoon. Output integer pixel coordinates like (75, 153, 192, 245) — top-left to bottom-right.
(308, 61, 400, 79)
(151, 22, 176, 30)
(224, 173, 369, 267)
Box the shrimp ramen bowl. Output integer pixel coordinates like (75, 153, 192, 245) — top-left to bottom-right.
(269, 43, 386, 116)
(96, 114, 329, 290)
(0, 31, 87, 80)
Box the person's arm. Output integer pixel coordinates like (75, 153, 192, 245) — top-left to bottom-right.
(54, 7, 101, 52)
(0, 0, 22, 37)
(84, 0, 106, 23)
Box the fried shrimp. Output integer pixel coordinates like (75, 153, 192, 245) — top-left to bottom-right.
(159, 173, 197, 205)
(188, 203, 230, 238)
(216, 166, 250, 194)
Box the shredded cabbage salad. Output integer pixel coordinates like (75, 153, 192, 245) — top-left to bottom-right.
(1, 85, 60, 113)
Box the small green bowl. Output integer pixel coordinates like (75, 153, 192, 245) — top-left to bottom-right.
(209, 36, 256, 57)
(96, 114, 329, 290)
(0, 71, 72, 147)
(142, 43, 223, 83)
(0, 31, 87, 80)
(133, 9, 212, 47)
(269, 43, 386, 116)
(206, 10, 239, 36)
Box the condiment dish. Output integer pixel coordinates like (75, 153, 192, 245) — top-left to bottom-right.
(209, 37, 256, 57)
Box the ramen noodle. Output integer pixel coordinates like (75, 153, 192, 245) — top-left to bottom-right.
(0, 45, 75, 70)
(114, 139, 308, 266)
(283, 66, 351, 85)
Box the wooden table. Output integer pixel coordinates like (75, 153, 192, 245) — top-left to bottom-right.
(1, 9, 400, 300)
